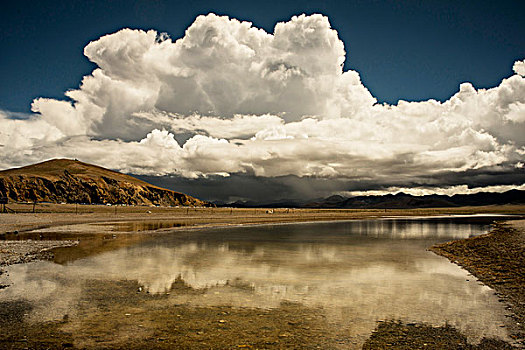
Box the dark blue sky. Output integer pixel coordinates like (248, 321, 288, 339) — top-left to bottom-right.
(1, 0, 524, 113)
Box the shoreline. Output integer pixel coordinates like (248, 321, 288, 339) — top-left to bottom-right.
(430, 219, 525, 344)
(1, 209, 524, 348)
(0, 240, 78, 268)
(2, 203, 524, 235)
(1, 206, 524, 270)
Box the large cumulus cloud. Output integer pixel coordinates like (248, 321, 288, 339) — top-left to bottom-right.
(0, 13, 523, 199)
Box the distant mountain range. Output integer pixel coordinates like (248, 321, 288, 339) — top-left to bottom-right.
(1, 159, 522, 209)
(216, 189, 525, 209)
(0, 159, 209, 207)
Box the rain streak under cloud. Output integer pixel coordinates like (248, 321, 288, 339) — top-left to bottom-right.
(0, 13, 524, 200)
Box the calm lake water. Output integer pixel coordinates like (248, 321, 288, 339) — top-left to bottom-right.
(0, 216, 517, 347)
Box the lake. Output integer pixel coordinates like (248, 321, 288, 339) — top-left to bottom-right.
(0, 216, 517, 348)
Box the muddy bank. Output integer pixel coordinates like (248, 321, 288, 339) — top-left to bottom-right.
(0, 240, 78, 268)
(0, 240, 78, 289)
(363, 320, 516, 349)
(431, 220, 525, 343)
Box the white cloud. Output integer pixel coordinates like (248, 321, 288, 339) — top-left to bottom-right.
(342, 184, 525, 197)
(133, 111, 285, 139)
(513, 59, 525, 76)
(0, 13, 524, 196)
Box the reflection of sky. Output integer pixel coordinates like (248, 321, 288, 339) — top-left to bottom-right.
(342, 219, 487, 239)
(0, 219, 512, 345)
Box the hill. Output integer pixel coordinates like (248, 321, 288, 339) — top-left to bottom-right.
(0, 159, 209, 207)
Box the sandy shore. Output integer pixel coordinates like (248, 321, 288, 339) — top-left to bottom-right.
(431, 219, 525, 345)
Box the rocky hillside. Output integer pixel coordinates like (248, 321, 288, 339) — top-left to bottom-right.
(0, 159, 209, 207)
